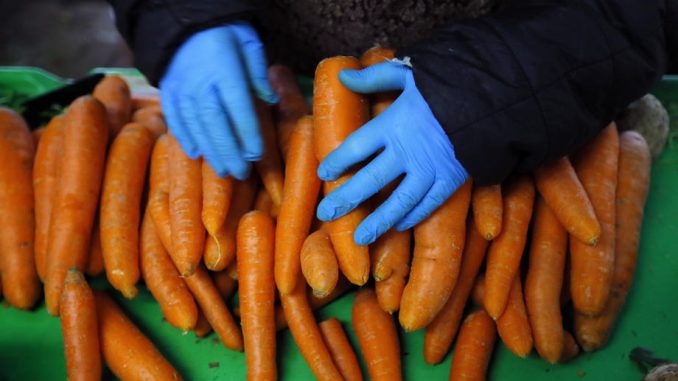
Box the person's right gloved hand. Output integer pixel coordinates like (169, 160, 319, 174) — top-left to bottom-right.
(160, 22, 278, 179)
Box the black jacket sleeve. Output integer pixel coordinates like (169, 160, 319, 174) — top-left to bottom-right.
(108, 0, 265, 85)
(398, 0, 675, 185)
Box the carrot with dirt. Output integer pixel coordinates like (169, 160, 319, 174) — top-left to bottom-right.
(353, 287, 401, 381)
(132, 106, 166, 138)
(472, 185, 503, 240)
(140, 207, 198, 332)
(60, 269, 100, 381)
(534, 156, 600, 245)
(497, 276, 533, 357)
(202, 160, 234, 236)
(95, 291, 182, 380)
(33, 115, 64, 281)
(148, 134, 173, 252)
(319, 318, 363, 381)
(423, 220, 489, 364)
(300, 229, 339, 297)
(360, 47, 398, 117)
(448, 310, 496, 381)
(570, 123, 620, 316)
(92, 75, 131, 136)
(255, 100, 284, 208)
(400, 180, 473, 331)
(168, 134, 204, 276)
(268, 65, 311, 159)
(204, 175, 258, 271)
(525, 197, 567, 363)
(86, 217, 104, 276)
(280, 276, 343, 381)
(574, 130, 650, 351)
(185, 265, 243, 350)
(100, 123, 154, 298)
(313, 56, 371, 286)
(45, 97, 108, 315)
(484, 175, 535, 319)
(275, 116, 322, 294)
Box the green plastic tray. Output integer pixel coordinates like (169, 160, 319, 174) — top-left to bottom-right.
(1, 68, 677, 381)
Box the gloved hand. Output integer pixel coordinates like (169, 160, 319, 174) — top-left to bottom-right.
(160, 22, 278, 179)
(316, 61, 468, 245)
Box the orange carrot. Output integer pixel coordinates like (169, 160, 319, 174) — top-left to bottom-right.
(424, 220, 489, 364)
(497, 276, 533, 357)
(140, 207, 198, 331)
(85, 217, 104, 276)
(95, 291, 182, 380)
(185, 265, 243, 350)
(448, 310, 496, 381)
(45, 97, 108, 315)
(202, 161, 234, 236)
(193, 309, 212, 338)
(100, 123, 154, 298)
(132, 106, 166, 138)
(353, 288, 401, 381)
(226, 259, 238, 280)
(148, 134, 173, 253)
(319, 318, 363, 381)
(400, 180, 473, 331)
(204, 176, 257, 271)
(300, 229, 339, 297)
(275, 116, 322, 294)
(484, 175, 535, 319)
(92, 75, 131, 136)
(560, 331, 580, 362)
(570, 123, 620, 315)
(60, 269, 100, 381)
(574, 130, 650, 351)
(360, 47, 398, 117)
(237, 211, 277, 381)
(525, 197, 567, 363)
(472, 185, 503, 240)
(281, 276, 343, 381)
(313, 56, 371, 286)
(254, 100, 284, 208)
(131, 94, 160, 112)
(534, 156, 600, 245)
(32, 126, 45, 147)
(470, 273, 486, 306)
(254, 188, 279, 217)
(168, 135, 204, 276)
(268, 65, 311, 159)
(373, 230, 411, 313)
(213, 270, 238, 301)
(33, 115, 64, 281)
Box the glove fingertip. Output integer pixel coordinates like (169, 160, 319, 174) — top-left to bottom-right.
(354, 227, 375, 246)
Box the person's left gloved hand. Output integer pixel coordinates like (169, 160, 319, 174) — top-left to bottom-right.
(316, 61, 468, 245)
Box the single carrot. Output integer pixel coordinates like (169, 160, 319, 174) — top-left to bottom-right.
(472, 185, 503, 240)
(131, 94, 160, 112)
(185, 265, 243, 351)
(275, 116, 322, 294)
(254, 188, 279, 217)
(204, 176, 257, 271)
(373, 233, 410, 313)
(132, 106, 166, 138)
(268, 65, 311, 159)
(95, 291, 182, 380)
(574, 130, 650, 351)
(100, 123, 154, 298)
(193, 309, 213, 338)
(319, 318, 363, 381)
(92, 75, 131, 136)
(85, 216, 104, 276)
(534, 156, 600, 245)
(45, 97, 108, 315)
(497, 276, 533, 357)
(560, 332, 580, 362)
(470, 273, 486, 306)
(353, 288, 401, 381)
(254, 100, 284, 208)
(60, 269, 100, 381)
(31, 126, 45, 147)
(448, 310, 496, 381)
(148, 134, 173, 253)
(140, 207, 198, 331)
(202, 160, 235, 236)
(313, 56, 371, 287)
(371, 217, 411, 283)
(237, 211, 277, 381)
(280, 276, 343, 381)
(484, 175, 535, 319)
(213, 270, 238, 301)
(226, 259, 238, 280)
(33, 115, 64, 281)
(168, 134, 204, 276)
(570, 123, 620, 315)
(300, 229, 339, 297)
(424, 220, 489, 364)
(525, 197, 567, 363)
(400, 180, 473, 331)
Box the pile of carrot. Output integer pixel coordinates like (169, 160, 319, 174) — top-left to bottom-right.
(0, 45, 652, 380)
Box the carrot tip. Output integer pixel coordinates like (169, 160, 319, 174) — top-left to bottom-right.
(121, 286, 139, 299)
(312, 289, 330, 298)
(587, 236, 600, 246)
(484, 233, 495, 240)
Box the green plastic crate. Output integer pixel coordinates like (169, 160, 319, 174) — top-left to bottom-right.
(0, 67, 677, 381)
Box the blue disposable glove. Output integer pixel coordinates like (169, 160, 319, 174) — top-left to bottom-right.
(160, 22, 278, 180)
(316, 61, 468, 245)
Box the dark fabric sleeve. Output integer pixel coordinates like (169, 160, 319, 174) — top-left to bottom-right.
(107, 0, 266, 85)
(397, 0, 672, 185)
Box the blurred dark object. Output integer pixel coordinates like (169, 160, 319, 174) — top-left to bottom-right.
(0, 0, 133, 79)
